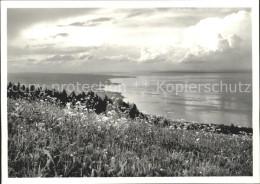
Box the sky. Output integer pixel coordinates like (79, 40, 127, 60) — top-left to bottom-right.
(7, 8, 252, 73)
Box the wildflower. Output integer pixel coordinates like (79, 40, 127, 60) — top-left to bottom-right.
(66, 103, 71, 109)
(57, 121, 63, 127)
(148, 128, 152, 134)
(97, 126, 102, 132)
(71, 113, 77, 117)
(113, 122, 119, 127)
(96, 117, 102, 122)
(120, 117, 127, 123)
(102, 117, 109, 122)
(67, 111, 73, 116)
(106, 104, 113, 111)
(107, 111, 113, 116)
(10, 112, 19, 117)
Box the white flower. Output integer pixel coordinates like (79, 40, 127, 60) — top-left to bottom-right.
(120, 117, 127, 123)
(107, 111, 113, 116)
(66, 103, 71, 109)
(102, 117, 109, 122)
(71, 113, 77, 117)
(97, 126, 102, 132)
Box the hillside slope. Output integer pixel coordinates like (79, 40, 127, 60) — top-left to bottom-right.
(8, 98, 252, 177)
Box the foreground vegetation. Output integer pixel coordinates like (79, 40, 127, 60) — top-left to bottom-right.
(8, 83, 252, 177)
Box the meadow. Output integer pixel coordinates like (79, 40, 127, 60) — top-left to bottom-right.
(7, 83, 253, 177)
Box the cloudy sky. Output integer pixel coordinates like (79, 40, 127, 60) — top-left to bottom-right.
(8, 8, 251, 73)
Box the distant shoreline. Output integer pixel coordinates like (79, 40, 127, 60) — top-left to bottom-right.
(7, 69, 252, 74)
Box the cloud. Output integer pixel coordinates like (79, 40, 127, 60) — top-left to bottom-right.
(26, 58, 36, 62)
(119, 8, 250, 29)
(26, 53, 94, 66)
(91, 17, 112, 22)
(181, 10, 251, 51)
(43, 55, 76, 62)
(69, 22, 99, 27)
(125, 9, 155, 18)
(179, 47, 252, 71)
(7, 9, 99, 40)
(8, 57, 41, 66)
(11, 54, 93, 67)
(179, 10, 251, 67)
(63, 17, 113, 27)
(99, 54, 136, 63)
(8, 45, 97, 56)
(52, 33, 69, 38)
(29, 54, 78, 66)
(138, 48, 171, 63)
(78, 54, 94, 60)
(95, 47, 174, 64)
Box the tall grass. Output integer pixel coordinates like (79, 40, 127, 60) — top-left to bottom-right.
(8, 98, 252, 177)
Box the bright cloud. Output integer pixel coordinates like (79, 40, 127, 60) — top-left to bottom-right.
(180, 10, 251, 64)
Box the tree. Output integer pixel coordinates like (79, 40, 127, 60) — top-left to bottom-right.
(129, 103, 139, 119)
(8, 82, 13, 89)
(60, 89, 68, 105)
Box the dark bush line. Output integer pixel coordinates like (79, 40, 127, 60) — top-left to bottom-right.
(7, 82, 143, 119)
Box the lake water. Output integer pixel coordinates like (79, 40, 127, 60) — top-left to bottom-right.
(105, 72, 252, 127)
(8, 72, 252, 127)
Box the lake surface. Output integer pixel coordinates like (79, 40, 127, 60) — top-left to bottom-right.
(8, 72, 252, 127)
(105, 72, 252, 127)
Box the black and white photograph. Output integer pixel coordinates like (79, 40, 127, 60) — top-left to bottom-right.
(1, 0, 259, 183)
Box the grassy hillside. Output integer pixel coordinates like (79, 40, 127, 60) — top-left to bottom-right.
(8, 97, 252, 177)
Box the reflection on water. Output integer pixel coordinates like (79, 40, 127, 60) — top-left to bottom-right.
(106, 73, 252, 127)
